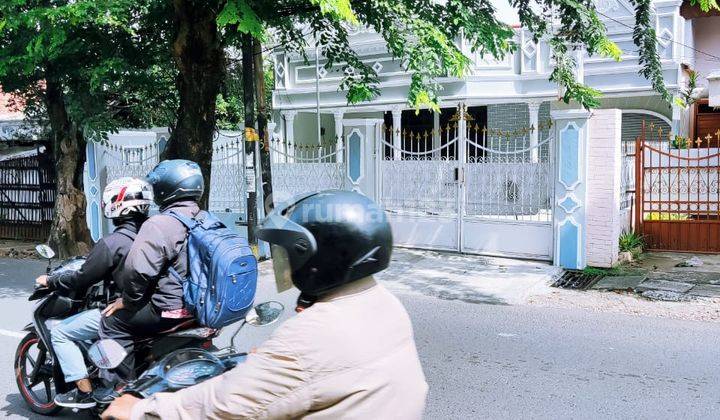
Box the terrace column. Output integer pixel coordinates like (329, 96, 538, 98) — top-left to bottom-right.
(282, 110, 297, 163)
(528, 101, 541, 162)
(334, 110, 344, 163)
(391, 106, 402, 160)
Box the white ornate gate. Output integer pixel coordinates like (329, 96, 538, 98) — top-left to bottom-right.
(378, 111, 555, 260)
(268, 136, 346, 204)
(86, 131, 249, 239)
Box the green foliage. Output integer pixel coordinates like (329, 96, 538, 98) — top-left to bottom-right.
(676, 70, 699, 109)
(582, 266, 618, 277)
(619, 231, 645, 252)
(216, 58, 274, 129)
(218, 0, 266, 39)
(1, 0, 687, 142)
(549, 40, 602, 109)
(689, 0, 720, 12)
(310, 0, 358, 24)
(671, 135, 689, 149)
(628, 0, 670, 102)
(0, 0, 177, 139)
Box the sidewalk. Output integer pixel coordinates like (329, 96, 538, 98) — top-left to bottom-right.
(591, 252, 720, 301)
(374, 249, 720, 322)
(0, 240, 37, 259)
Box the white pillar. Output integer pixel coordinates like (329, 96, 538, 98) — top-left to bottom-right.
(528, 101, 542, 162)
(671, 94, 683, 137)
(586, 109, 622, 268)
(433, 110, 441, 159)
(267, 121, 278, 163)
(282, 111, 296, 163)
(391, 106, 402, 160)
(334, 110, 344, 163)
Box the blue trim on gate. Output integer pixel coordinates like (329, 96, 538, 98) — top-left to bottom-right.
(348, 132, 362, 183)
(90, 202, 100, 242)
(559, 123, 580, 189)
(87, 141, 97, 180)
(558, 219, 580, 269)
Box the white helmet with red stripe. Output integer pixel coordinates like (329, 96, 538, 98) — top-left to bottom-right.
(102, 177, 154, 219)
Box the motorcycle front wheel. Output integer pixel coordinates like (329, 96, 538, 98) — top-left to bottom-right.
(14, 331, 62, 415)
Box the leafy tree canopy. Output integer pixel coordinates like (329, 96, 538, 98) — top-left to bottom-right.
(217, 0, 705, 110)
(0, 0, 176, 140)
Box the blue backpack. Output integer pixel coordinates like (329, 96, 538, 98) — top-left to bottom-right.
(167, 210, 257, 329)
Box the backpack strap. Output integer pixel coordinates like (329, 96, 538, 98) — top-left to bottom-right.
(166, 210, 200, 230)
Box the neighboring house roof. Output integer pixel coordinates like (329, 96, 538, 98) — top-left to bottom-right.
(0, 146, 44, 162)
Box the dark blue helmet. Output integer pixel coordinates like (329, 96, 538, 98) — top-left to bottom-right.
(146, 159, 204, 207)
(256, 190, 393, 297)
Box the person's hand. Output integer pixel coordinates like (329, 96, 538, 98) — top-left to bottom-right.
(35, 275, 48, 288)
(101, 394, 140, 420)
(102, 298, 125, 317)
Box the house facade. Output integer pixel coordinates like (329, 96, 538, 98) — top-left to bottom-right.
(268, 0, 714, 268)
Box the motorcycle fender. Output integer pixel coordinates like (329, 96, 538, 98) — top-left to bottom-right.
(22, 323, 35, 333)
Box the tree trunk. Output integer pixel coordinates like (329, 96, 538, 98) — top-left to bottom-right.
(44, 79, 92, 258)
(166, 0, 225, 209)
(254, 39, 273, 215)
(242, 33, 258, 245)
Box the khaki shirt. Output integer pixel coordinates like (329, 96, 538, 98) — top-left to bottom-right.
(132, 278, 428, 419)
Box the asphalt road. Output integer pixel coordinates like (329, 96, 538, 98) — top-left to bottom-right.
(0, 258, 718, 419)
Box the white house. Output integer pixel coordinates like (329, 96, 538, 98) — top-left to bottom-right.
(267, 0, 718, 268)
(81, 0, 720, 269)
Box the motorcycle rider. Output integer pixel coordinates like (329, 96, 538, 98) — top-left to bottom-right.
(99, 159, 203, 379)
(102, 190, 429, 420)
(34, 177, 153, 409)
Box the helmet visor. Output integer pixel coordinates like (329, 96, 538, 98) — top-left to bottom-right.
(270, 245, 294, 293)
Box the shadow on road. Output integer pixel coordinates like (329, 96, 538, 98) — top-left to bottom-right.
(2, 393, 93, 419)
(0, 259, 47, 298)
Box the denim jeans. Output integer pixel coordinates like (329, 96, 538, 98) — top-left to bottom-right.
(51, 309, 101, 382)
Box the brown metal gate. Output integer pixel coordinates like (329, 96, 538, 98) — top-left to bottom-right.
(635, 121, 720, 252)
(0, 148, 56, 241)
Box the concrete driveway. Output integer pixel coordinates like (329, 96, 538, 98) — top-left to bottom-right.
(378, 248, 561, 305)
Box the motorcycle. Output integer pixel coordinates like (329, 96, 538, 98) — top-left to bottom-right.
(14, 245, 222, 416)
(88, 301, 284, 403)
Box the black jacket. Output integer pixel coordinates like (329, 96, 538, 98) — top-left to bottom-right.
(118, 200, 199, 311)
(47, 218, 145, 299)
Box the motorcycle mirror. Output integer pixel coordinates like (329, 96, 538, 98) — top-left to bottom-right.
(88, 339, 128, 369)
(230, 301, 285, 351)
(35, 244, 55, 260)
(245, 301, 284, 326)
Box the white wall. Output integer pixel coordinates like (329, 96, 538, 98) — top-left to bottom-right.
(291, 113, 335, 145)
(693, 16, 720, 86)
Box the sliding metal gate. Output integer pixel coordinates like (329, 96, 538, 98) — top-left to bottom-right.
(378, 108, 555, 259)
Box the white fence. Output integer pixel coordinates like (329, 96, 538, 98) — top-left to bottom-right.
(84, 130, 250, 240)
(268, 137, 345, 203)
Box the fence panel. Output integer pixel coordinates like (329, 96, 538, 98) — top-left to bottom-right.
(0, 148, 55, 241)
(268, 137, 345, 203)
(636, 121, 720, 252)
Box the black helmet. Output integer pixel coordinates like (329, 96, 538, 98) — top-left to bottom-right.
(146, 159, 204, 207)
(256, 190, 392, 297)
